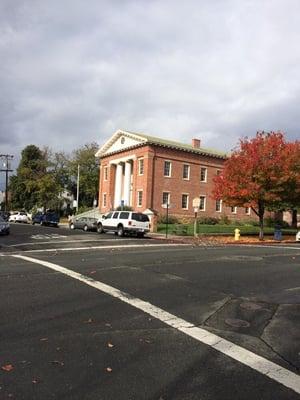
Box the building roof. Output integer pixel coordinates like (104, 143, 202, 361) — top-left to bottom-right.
(96, 129, 228, 159)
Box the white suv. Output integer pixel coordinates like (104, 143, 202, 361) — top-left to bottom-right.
(97, 211, 150, 237)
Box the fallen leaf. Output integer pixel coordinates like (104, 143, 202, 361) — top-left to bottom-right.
(89, 271, 97, 274)
(105, 323, 112, 328)
(1, 364, 14, 372)
(84, 318, 93, 324)
(50, 360, 64, 366)
(32, 379, 38, 384)
(107, 342, 114, 348)
(106, 367, 112, 372)
(40, 337, 48, 342)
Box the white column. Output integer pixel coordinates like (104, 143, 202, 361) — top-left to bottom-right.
(123, 161, 132, 206)
(114, 163, 123, 208)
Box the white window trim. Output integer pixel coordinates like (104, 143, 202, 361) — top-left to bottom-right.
(231, 206, 237, 214)
(183, 164, 190, 180)
(103, 193, 107, 207)
(137, 190, 143, 207)
(199, 195, 206, 211)
(162, 192, 170, 206)
(216, 199, 222, 213)
(245, 207, 251, 215)
(181, 193, 189, 210)
(164, 160, 172, 177)
(200, 167, 207, 182)
(138, 158, 144, 176)
(103, 166, 108, 181)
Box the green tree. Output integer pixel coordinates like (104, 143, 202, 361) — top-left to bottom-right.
(9, 145, 61, 211)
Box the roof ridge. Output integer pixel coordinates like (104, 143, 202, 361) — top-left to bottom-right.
(122, 130, 228, 158)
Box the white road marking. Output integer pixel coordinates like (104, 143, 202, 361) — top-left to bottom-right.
(12, 254, 300, 394)
(241, 244, 300, 250)
(30, 234, 67, 240)
(285, 287, 300, 292)
(19, 243, 190, 253)
(8, 238, 130, 247)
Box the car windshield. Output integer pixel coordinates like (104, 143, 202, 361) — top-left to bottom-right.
(132, 213, 149, 222)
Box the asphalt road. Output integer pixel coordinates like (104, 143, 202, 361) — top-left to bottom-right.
(0, 223, 300, 399)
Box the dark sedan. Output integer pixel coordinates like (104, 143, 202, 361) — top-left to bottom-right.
(69, 217, 97, 232)
(0, 216, 10, 235)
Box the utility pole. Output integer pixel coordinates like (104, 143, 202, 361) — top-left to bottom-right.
(0, 154, 13, 212)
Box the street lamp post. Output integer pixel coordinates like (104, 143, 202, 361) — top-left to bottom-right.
(0, 155, 13, 211)
(76, 164, 80, 213)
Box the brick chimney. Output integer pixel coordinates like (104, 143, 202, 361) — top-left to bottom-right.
(192, 138, 201, 148)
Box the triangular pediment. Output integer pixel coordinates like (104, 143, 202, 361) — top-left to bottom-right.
(95, 130, 147, 157)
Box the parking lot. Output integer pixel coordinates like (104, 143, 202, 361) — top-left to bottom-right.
(0, 223, 300, 399)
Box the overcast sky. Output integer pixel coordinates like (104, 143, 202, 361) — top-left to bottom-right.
(1, 0, 300, 186)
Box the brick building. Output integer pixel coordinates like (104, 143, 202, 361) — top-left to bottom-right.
(96, 130, 254, 221)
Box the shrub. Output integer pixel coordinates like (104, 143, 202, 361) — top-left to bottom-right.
(157, 214, 179, 224)
(198, 216, 219, 225)
(218, 215, 231, 225)
(264, 216, 289, 228)
(116, 205, 133, 211)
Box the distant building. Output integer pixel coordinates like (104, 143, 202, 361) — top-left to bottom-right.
(95, 130, 255, 221)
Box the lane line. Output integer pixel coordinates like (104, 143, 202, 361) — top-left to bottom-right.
(241, 244, 300, 250)
(7, 238, 132, 247)
(12, 254, 300, 394)
(16, 243, 190, 253)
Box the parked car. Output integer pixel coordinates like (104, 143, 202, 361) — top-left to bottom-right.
(32, 211, 59, 227)
(0, 216, 10, 235)
(97, 211, 150, 237)
(9, 211, 29, 223)
(0, 211, 10, 221)
(69, 217, 98, 232)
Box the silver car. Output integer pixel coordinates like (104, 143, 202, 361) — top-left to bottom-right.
(69, 217, 98, 232)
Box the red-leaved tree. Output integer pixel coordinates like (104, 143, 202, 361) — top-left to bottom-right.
(213, 131, 300, 240)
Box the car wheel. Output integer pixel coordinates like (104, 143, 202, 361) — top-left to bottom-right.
(32, 221, 35, 225)
(117, 224, 124, 237)
(70, 223, 75, 230)
(97, 223, 104, 234)
(83, 225, 88, 232)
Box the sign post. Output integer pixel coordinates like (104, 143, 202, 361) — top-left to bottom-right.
(192, 198, 200, 238)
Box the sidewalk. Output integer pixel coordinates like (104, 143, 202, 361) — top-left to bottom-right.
(148, 232, 300, 245)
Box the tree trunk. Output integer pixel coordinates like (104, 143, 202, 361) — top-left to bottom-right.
(258, 201, 265, 241)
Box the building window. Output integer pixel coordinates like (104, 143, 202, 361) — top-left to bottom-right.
(164, 161, 172, 177)
(182, 194, 189, 209)
(183, 164, 190, 180)
(138, 158, 144, 175)
(162, 192, 170, 206)
(199, 196, 206, 211)
(216, 199, 222, 212)
(103, 193, 107, 207)
(104, 166, 108, 181)
(231, 206, 237, 214)
(216, 169, 221, 176)
(137, 190, 143, 207)
(200, 167, 207, 182)
(245, 207, 251, 215)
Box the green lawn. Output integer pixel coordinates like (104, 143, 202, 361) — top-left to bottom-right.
(157, 223, 297, 236)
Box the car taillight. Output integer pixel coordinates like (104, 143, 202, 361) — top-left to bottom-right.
(128, 221, 132, 225)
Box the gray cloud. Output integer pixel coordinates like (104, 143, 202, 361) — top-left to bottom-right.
(0, 0, 300, 188)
